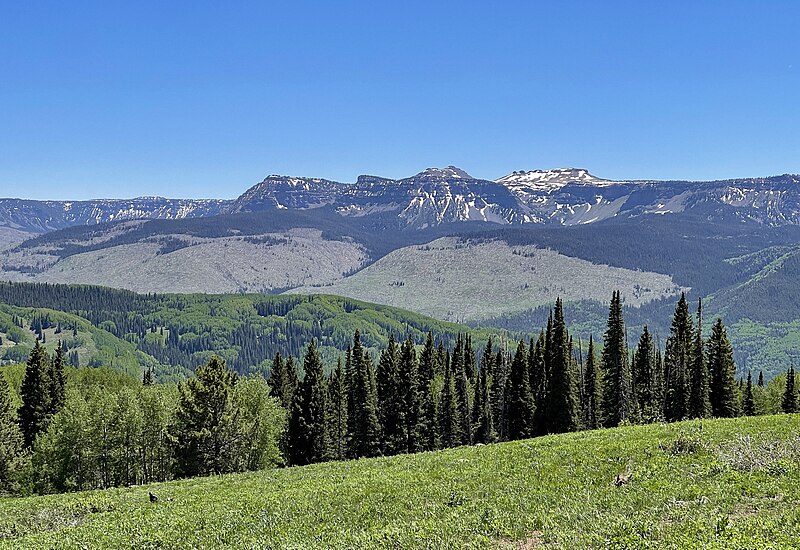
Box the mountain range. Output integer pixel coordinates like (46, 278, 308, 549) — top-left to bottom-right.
(3, 166, 800, 377)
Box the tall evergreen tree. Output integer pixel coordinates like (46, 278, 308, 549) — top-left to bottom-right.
(663, 293, 693, 421)
(377, 335, 405, 454)
(632, 326, 660, 421)
(782, 366, 797, 414)
(438, 353, 461, 448)
(758, 371, 764, 388)
(546, 298, 580, 433)
(0, 375, 24, 491)
(268, 352, 296, 411)
(142, 367, 154, 386)
(287, 339, 328, 465)
(742, 371, 756, 417)
(601, 291, 631, 427)
(505, 340, 535, 440)
(452, 335, 473, 446)
(399, 336, 419, 453)
(706, 318, 739, 418)
(346, 331, 381, 458)
(688, 299, 711, 419)
(474, 337, 494, 430)
(473, 346, 495, 444)
(582, 336, 601, 429)
(170, 356, 240, 477)
(49, 341, 67, 417)
(326, 357, 348, 461)
(18, 341, 52, 448)
(414, 333, 439, 451)
(530, 331, 548, 436)
(492, 348, 508, 440)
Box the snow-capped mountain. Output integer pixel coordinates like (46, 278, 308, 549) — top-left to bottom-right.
(0, 197, 229, 233)
(4, 168, 800, 234)
(228, 167, 800, 228)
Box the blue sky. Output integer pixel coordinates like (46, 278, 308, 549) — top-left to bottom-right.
(1, 1, 798, 200)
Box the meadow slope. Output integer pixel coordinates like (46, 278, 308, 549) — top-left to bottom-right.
(2, 415, 800, 549)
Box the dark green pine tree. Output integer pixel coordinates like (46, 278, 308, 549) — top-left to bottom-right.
(530, 331, 548, 436)
(399, 336, 419, 453)
(687, 299, 711, 419)
(453, 335, 473, 446)
(170, 356, 240, 477)
(505, 340, 535, 440)
(0, 375, 24, 491)
(142, 367, 154, 386)
(474, 338, 495, 443)
(632, 326, 660, 421)
(268, 352, 297, 411)
(546, 298, 579, 433)
(464, 335, 477, 384)
(782, 366, 797, 414)
(414, 333, 440, 451)
(742, 371, 756, 417)
(757, 371, 764, 388)
(492, 348, 508, 441)
(707, 318, 739, 418)
(346, 331, 381, 458)
(48, 341, 67, 416)
(18, 341, 52, 448)
(438, 352, 462, 448)
(663, 293, 693, 421)
(287, 339, 328, 466)
(582, 335, 601, 429)
(377, 334, 405, 455)
(326, 357, 348, 461)
(601, 291, 631, 427)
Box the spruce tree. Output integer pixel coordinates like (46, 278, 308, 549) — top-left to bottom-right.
(326, 357, 348, 461)
(782, 366, 797, 414)
(688, 299, 711, 419)
(473, 350, 495, 444)
(377, 335, 404, 455)
(346, 331, 381, 458)
(142, 367, 154, 386)
(414, 333, 439, 451)
(287, 339, 328, 465)
(505, 340, 535, 440)
(663, 293, 693, 421)
(0, 375, 24, 491)
(546, 298, 579, 433)
(474, 337, 494, 431)
(452, 335, 472, 445)
(18, 341, 52, 448)
(438, 354, 461, 448)
(268, 352, 296, 411)
(632, 326, 660, 421)
(492, 348, 508, 440)
(758, 371, 764, 388)
(601, 291, 631, 427)
(49, 341, 67, 416)
(707, 318, 739, 417)
(582, 336, 601, 429)
(530, 331, 548, 436)
(170, 356, 239, 477)
(399, 336, 419, 453)
(743, 371, 756, 417)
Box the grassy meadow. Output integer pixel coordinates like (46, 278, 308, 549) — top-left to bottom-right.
(3, 414, 800, 548)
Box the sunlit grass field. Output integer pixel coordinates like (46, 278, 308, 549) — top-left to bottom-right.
(3, 414, 800, 549)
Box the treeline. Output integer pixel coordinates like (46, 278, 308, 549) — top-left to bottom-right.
(277, 292, 775, 467)
(0, 282, 476, 377)
(2, 291, 796, 495)
(0, 343, 283, 494)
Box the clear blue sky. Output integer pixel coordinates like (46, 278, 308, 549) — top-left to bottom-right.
(1, 1, 799, 200)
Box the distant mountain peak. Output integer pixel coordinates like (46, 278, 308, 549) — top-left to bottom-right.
(496, 168, 613, 192)
(411, 166, 474, 180)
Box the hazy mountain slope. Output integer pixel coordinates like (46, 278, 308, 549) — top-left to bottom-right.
(0, 197, 229, 233)
(288, 236, 682, 323)
(1, 229, 368, 294)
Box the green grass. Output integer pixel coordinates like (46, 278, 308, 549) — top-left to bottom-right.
(3, 415, 800, 548)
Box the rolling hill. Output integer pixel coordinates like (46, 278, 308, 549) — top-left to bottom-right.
(2, 414, 799, 548)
